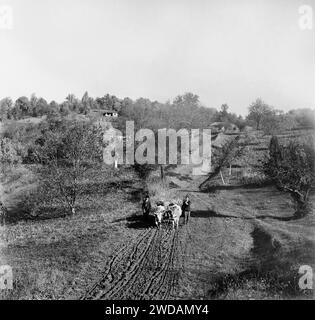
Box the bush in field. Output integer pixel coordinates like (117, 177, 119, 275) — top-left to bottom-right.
(18, 188, 45, 219)
(264, 136, 315, 215)
(36, 122, 103, 215)
(131, 133, 167, 183)
(239, 169, 266, 186)
(0, 137, 23, 167)
(133, 162, 156, 181)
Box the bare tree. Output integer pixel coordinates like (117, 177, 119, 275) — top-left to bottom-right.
(247, 98, 273, 130)
(36, 122, 103, 215)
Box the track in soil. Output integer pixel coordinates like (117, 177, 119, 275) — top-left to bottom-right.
(81, 185, 230, 300)
(81, 167, 253, 300)
(82, 224, 183, 300)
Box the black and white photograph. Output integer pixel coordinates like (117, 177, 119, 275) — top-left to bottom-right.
(0, 0, 314, 309)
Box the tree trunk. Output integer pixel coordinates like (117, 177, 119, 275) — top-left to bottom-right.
(220, 170, 226, 185)
(160, 165, 165, 181)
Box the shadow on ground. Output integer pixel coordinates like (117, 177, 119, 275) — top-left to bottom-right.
(112, 214, 155, 229)
(199, 181, 273, 193)
(166, 171, 193, 182)
(82, 180, 134, 196)
(5, 206, 67, 224)
(191, 210, 302, 221)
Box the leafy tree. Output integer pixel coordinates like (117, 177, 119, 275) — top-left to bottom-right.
(264, 136, 315, 215)
(247, 98, 273, 130)
(65, 93, 76, 105)
(0, 97, 13, 120)
(173, 92, 200, 107)
(169, 93, 201, 130)
(288, 108, 315, 128)
(80, 91, 94, 114)
(120, 97, 133, 112)
(13, 96, 31, 119)
(219, 103, 229, 122)
(221, 103, 229, 113)
(96, 94, 121, 111)
(59, 102, 71, 116)
(46, 101, 60, 120)
(30, 93, 38, 115)
(261, 110, 299, 135)
(65, 93, 81, 112)
(34, 97, 49, 117)
(0, 137, 23, 168)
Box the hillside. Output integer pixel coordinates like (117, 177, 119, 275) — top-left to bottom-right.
(1, 127, 314, 299)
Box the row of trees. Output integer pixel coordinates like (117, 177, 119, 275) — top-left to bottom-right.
(2, 92, 314, 132)
(0, 92, 122, 121)
(247, 98, 315, 133)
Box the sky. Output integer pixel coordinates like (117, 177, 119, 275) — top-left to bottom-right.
(0, 0, 314, 115)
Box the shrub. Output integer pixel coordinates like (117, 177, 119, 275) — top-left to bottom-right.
(239, 170, 267, 186)
(0, 137, 23, 166)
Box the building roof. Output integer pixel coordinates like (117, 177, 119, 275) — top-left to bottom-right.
(91, 109, 117, 113)
(210, 121, 238, 129)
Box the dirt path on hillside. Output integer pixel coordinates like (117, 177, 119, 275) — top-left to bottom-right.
(81, 163, 257, 300)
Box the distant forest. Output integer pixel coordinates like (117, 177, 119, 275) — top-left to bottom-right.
(0, 92, 314, 133)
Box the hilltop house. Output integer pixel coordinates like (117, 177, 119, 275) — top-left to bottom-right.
(90, 109, 118, 118)
(210, 122, 239, 133)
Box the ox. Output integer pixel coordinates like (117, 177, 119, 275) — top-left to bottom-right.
(153, 201, 165, 229)
(167, 203, 182, 230)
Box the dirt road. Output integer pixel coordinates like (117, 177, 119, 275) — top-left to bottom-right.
(81, 163, 253, 300)
(82, 159, 314, 299)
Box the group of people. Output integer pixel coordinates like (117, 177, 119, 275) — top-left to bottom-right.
(141, 193, 191, 228)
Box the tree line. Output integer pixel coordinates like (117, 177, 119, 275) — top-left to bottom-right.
(1, 92, 314, 132)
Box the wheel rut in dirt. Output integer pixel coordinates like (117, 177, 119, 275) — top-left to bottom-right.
(82, 225, 182, 300)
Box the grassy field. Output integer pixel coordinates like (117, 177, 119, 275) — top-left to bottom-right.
(177, 185, 315, 299)
(0, 166, 146, 299)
